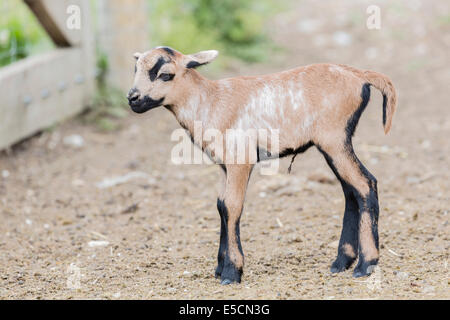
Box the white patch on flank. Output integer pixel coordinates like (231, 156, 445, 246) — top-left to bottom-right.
(286, 79, 305, 111)
(246, 94, 257, 111)
(259, 85, 278, 116)
(294, 89, 305, 111)
(236, 79, 311, 134)
(288, 82, 297, 110)
(322, 96, 332, 109)
(301, 113, 316, 132)
(236, 85, 278, 131)
(235, 111, 273, 132)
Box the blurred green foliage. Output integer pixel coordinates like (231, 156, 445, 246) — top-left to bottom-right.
(80, 49, 129, 132)
(148, 0, 278, 63)
(80, 1, 130, 132)
(0, 0, 53, 67)
(82, 85, 128, 132)
(437, 14, 450, 26)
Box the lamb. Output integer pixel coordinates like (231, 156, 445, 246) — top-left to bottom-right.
(127, 46, 397, 284)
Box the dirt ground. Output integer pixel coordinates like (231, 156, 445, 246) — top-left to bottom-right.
(0, 0, 449, 299)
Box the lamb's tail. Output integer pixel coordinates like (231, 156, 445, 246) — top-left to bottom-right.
(363, 70, 398, 134)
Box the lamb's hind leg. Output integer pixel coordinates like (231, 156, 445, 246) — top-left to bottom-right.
(332, 181, 359, 272)
(352, 159, 379, 277)
(318, 144, 379, 277)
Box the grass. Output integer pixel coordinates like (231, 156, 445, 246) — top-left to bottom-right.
(0, 0, 53, 67)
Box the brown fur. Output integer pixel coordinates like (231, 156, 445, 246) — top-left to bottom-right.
(129, 47, 397, 281)
(342, 243, 357, 259)
(223, 165, 252, 269)
(359, 211, 379, 261)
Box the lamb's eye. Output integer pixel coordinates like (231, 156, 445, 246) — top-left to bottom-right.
(159, 73, 175, 82)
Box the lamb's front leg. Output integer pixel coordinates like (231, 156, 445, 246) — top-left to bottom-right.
(217, 165, 252, 285)
(215, 166, 227, 279)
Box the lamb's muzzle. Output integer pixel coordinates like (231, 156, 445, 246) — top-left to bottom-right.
(127, 87, 140, 103)
(127, 87, 165, 114)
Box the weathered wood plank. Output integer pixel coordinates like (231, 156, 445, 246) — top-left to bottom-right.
(24, 0, 87, 47)
(0, 48, 94, 149)
(97, 0, 150, 91)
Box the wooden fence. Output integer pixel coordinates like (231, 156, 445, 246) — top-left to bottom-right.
(0, 0, 149, 150)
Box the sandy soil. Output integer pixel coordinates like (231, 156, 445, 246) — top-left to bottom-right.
(0, 0, 449, 299)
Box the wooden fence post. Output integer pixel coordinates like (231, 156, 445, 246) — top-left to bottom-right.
(0, 0, 95, 149)
(96, 0, 150, 92)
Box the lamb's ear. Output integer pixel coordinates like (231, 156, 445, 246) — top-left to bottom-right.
(133, 52, 141, 60)
(185, 50, 219, 68)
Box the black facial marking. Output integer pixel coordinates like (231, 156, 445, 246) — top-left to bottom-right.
(149, 57, 167, 82)
(186, 60, 206, 69)
(161, 46, 175, 56)
(129, 95, 165, 114)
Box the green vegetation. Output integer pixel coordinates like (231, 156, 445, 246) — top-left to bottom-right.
(81, 50, 128, 132)
(436, 14, 450, 26)
(0, 0, 53, 67)
(82, 85, 128, 132)
(148, 0, 278, 64)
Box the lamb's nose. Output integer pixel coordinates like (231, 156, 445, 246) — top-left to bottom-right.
(127, 88, 140, 103)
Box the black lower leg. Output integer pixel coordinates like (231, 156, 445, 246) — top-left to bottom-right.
(317, 146, 360, 273)
(220, 257, 242, 285)
(353, 172, 380, 277)
(215, 198, 228, 278)
(331, 182, 359, 273)
(220, 215, 243, 285)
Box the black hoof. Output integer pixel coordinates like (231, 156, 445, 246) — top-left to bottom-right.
(330, 264, 346, 274)
(215, 265, 222, 279)
(220, 265, 242, 284)
(330, 255, 356, 273)
(353, 260, 378, 278)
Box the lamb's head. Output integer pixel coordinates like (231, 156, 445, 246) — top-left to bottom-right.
(127, 46, 218, 114)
